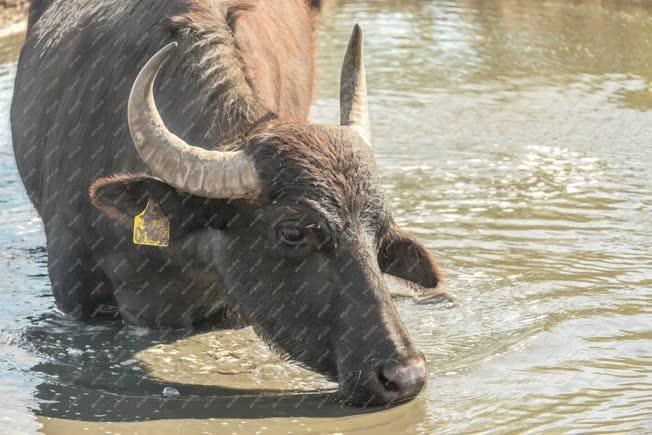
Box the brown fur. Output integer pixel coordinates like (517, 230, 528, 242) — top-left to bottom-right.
(171, 0, 316, 127)
(234, 0, 316, 121)
(246, 124, 382, 231)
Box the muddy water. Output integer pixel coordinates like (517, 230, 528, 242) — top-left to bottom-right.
(1, 0, 651, 433)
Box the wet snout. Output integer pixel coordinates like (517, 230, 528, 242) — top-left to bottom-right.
(366, 353, 428, 405)
(377, 354, 427, 399)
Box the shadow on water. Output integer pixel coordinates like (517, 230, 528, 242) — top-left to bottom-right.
(23, 314, 393, 422)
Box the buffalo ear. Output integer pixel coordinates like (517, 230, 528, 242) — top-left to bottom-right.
(90, 174, 168, 226)
(378, 224, 443, 290)
(89, 174, 229, 233)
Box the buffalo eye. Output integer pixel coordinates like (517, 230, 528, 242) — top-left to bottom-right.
(278, 224, 306, 247)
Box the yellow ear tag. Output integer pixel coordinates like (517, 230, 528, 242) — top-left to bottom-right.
(133, 198, 170, 247)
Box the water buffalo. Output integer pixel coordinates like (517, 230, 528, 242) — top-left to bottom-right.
(11, 0, 444, 406)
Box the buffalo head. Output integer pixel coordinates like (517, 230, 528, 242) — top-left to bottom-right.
(91, 25, 443, 406)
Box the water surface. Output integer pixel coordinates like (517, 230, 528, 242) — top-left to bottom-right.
(1, 0, 651, 433)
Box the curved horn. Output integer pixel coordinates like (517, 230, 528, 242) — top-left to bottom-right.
(340, 24, 371, 146)
(128, 42, 261, 199)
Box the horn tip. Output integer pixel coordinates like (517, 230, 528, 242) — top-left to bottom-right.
(352, 23, 363, 38)
(158, 42, 179, 58)
(349, 24, 364, 50)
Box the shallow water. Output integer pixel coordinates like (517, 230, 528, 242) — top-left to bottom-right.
(1, 0, 652, 433)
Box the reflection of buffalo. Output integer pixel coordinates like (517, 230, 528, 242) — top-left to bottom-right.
(12, 0, 443, 405)
(25, 315, 348, 421)
(26, 317, 429, 428)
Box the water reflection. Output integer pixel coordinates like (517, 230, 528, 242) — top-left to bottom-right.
(25, 314, 356, 421)
(318, 0, 652, 101)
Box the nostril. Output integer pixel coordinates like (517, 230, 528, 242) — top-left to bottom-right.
(377, 367, 400, 393)
(377, 358, 428, 398)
